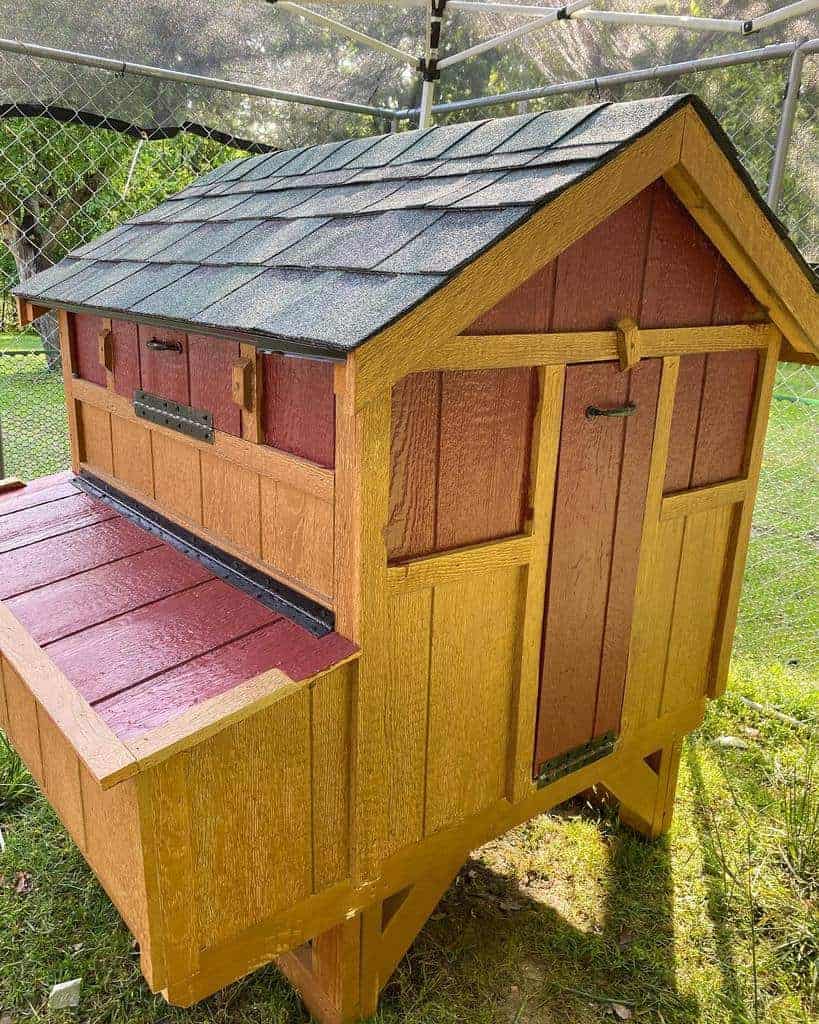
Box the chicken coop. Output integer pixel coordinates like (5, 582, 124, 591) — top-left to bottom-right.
(3, 94, 817, 1024)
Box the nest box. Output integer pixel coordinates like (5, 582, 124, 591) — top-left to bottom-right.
(5, 94, 818, 1022)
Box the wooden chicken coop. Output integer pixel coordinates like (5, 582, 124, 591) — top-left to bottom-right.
(5, 95, 817, 1023)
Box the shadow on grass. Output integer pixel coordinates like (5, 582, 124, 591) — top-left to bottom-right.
(377, 803, 702, 1024)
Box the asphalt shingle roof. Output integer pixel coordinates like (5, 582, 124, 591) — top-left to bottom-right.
(19, 94, 755, 358)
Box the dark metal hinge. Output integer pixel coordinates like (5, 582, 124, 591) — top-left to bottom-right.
(535, 731, 617, 788)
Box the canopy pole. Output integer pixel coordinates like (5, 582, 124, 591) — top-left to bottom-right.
(767, 39, 809, 211)
(272, 1, 420, 66)
(419, 0, 446, 128)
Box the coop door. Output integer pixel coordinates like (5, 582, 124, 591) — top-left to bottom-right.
(533, 359, 662, 783)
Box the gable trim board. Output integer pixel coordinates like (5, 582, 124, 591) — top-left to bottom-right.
(16, 97, 816, 379)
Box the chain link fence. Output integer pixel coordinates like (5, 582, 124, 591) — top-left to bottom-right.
(0, 47, 815, 679)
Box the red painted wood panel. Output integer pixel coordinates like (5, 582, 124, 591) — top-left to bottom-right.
(386, 371, 440, 561)
(534, 360, 660, 770)
(261, 354, 335, 467)
(110, 319, 141, 398)
(138, 324, 190, 404)
(0, 474, 77, 516)
(712, 258, 764, 325)
(8, 546, 212, 645)
(188, 334, 241, 435)
(552, 190, 653, 331)
(640, 180, 720, 328)
(594, 358, 661, 736)
(48, 579, 279, 704)
(692, 350, 759, 487)
(663, 354, 706, 494)
(96, 620, 356, 740)
(467, 260, 556, 333)
(72, 314, 107, 387)
(0, 493, 115, 554)
(436, 367, 537, 551)
(0, 518, 159, 600)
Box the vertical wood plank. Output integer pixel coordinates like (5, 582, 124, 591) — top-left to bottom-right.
(111, 319, 141, 399)
(595, 358, 662, 738)
(534, 362, 630, 766)
(711, 258, 765, 325)
(201, 452, 261, 557)
(151, 431, 202, 525)
(620, 356, 680, 734)
(436, 367, 536, 552)
(640, 180, 719, 328)
(385, 371, 440, 562)
(188, 334, 241, 436)
(710, 331, 781, 695)
(58, 310, 82, 474)
(311, 662, 353, 891)
(37, 707, 87, 850)
(333, 359, 361, 640)
(260, 478, 334, 599)
(663, 354, 706, 494)
(509, 365, 564, 799)
(551, 190, 653, 331)
(72, 313, 107, 387)
(0, 655, 9, 733)
(138, 325, 190, 404)
(3, 660, 44, 784)
(111, 414, 154, 498)
(660, 504, 735, 714)
(78, 402, 114, 475)
(466, 260, 556, 333)
(691, 350, 759, 487)
(262, 354, 336, 468)
(190, 691, 312, 948)
(426, 567, 524, 834)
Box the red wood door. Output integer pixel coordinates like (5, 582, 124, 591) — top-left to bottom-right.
(533, 359, 661, 777)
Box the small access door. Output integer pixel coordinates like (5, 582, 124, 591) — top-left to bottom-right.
(533, 359, 661, 783)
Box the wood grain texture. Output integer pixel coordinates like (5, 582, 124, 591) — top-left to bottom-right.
(426, 567, 525, 834)
(138, 325, 189, 404)
(58, 310, 82, 473)
(189, 689, 313, 948)
(78, 401, 114, 475)
(467, 260, 556, 334)
(188, 334, 241, 436)
(385, 372, 439, 561)
(640, 179, 719, 328)
(240, 343, 263, 444)
(111, 413, 155, 497)
(3, 658, 44, 783)
(311, 662, 354, 891)
(552, 189, 653, 331)
(535, 361, 660, 767)
(201, 451, 261, 557)
(0, 516, 158, 600)
(7, 545, 211, 645)
(436, 367, 536, 551)
(48, 579, 277, 704)
(151, 430, 203, 525)
(37, 706, 87, 848)
(386, 367, 536, 562)
(262, 354, 336, 468)
(0, 473, 76, 515)
(333, 360, 361, 641)
(72, 313, 107, 387)
(0, 491, 115, 554)
(110, 319, 141, 398)
(663, 354, 706, 494)
(261, 476, 334, 599)
(691, 350, 758, 487)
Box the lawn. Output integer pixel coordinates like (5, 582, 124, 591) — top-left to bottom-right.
(0, 343, 816, 1023)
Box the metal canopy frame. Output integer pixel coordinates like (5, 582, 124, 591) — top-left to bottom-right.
(262, 0, 818, 127)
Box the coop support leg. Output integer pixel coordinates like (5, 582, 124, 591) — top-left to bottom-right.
(605, 737, 683, 839)
(278, 862, 460, 1023)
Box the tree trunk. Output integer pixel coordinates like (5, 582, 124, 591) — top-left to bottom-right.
(1, 199, 61, 370)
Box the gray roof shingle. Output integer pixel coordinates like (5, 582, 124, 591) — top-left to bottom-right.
(19, 95, 714, 356)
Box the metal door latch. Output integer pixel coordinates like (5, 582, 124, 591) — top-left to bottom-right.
(586, 402, 637, 419)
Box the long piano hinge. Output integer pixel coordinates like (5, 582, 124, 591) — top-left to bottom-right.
(535, 731, 617, 789)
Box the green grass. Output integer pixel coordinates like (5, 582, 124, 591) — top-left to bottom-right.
(1, 666, 816, 1024)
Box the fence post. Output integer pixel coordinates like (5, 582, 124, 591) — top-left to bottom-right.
(767, 41, 808, 211)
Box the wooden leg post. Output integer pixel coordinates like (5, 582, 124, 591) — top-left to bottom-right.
(278, 863, 460, 1024)
(605, 737, 684, 840)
